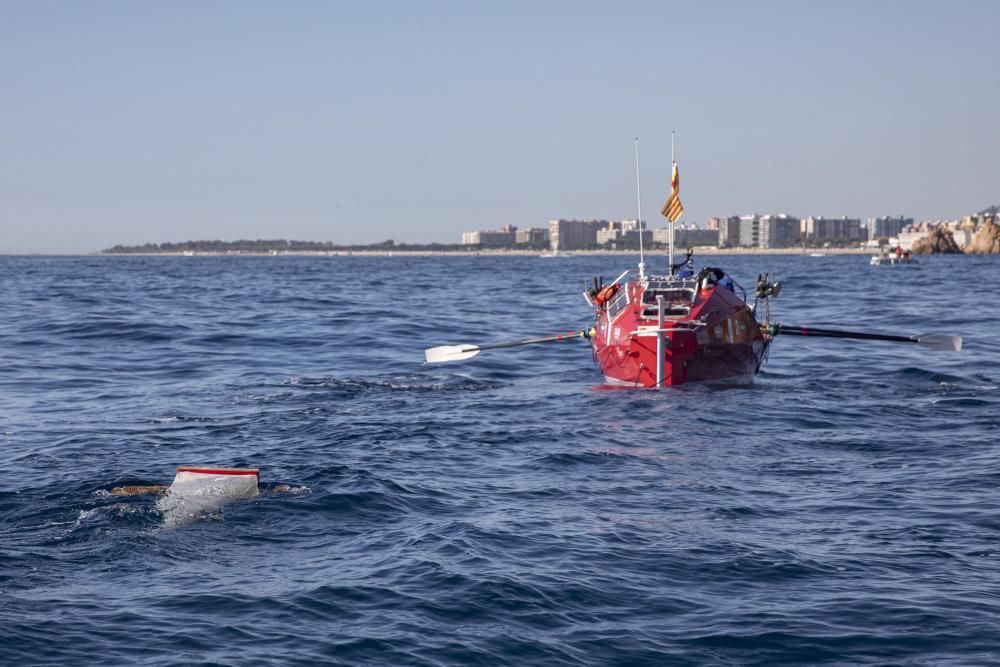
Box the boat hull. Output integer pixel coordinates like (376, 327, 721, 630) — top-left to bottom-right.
(870, 255, 917, 265)
(591, 277, 769, 387)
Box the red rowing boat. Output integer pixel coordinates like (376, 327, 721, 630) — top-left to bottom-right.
(423, 249, 959, 384)
(584, 256, 774, 387)
(424, 138, 961, 382)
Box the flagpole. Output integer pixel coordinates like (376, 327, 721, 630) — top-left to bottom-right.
(669, 130, 675, 276)
(635, 137, 646, 280)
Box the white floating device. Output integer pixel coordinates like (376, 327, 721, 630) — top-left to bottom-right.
(168, 466, 260, 498)
(157, 466, 260, 527)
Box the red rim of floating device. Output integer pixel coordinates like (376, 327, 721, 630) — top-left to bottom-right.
(176, 466, 260, 476)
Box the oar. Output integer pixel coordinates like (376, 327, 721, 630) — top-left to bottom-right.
(425, 328, 595, 363)
(768, 323, 962, 351)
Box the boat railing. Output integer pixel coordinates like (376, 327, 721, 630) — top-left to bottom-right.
(640, 279, 698, 319)
(631, 319, 708, 337)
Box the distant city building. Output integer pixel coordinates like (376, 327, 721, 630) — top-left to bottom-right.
(867, 216, 913, 240)
(620, 219, 643, 231)
(548, 219, 606, 251)
(959, 211, 997, 230)
(758, 214, 801, 248)
(952, 225, 976, 249)
(653, 223, 718, 247)
(738, 215, 760, 247)
(952, 212, 994, 248)
(895, 230, 926, 251)
(678, 227, 719, 247)
(461, 224, 517, 247)
(710, 213, 801, 248)
(596, 219, 650, 247)
(801, 216, 864, 244)
(716, 216, 742, 247)
(515, 227, 550, 245)
(595, 227, 619, 245)
(650, 228, 670, 245)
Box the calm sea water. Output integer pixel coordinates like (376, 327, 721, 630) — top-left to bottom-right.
(1, 253, 998, 666)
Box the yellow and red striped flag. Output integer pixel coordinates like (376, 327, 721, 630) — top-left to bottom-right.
(660, 162, 684, 222)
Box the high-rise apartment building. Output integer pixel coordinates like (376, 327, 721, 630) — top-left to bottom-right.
(652, 223, 719, 247)
(515, 228, 550, 245)
(801, 216, 864, 243)
(867, 216, 913, 240)
(596, 219, 649, 246)
(716, 216, 741, 247)
(548, 219, 607, 251)
(738, 215, 760, 247)
(461, 224, 517, 246)
(758, 214, 801, 248)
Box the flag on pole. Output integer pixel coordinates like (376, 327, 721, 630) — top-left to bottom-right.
(660, 162, 684, 222)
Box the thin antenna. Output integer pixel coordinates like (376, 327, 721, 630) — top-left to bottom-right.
(634, 137, 646, 280)
(669, 130, 676, 275)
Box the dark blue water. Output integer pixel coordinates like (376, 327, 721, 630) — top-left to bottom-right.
(2, 254, 998, 665)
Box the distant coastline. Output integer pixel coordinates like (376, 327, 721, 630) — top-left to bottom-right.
(92, 247, 873, 257)
(98, 238, 870, 257)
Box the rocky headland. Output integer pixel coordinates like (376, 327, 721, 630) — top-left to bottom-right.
(911, 226, 963, 255)
(964, 220, 1000, 254)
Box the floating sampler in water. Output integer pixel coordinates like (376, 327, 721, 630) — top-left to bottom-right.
(108, 466, 307, 527)
(111, 466, 261, 498)
(168, 466, 261, 498)
(110, 466, 261, 527)
(156, 466, 260, 528)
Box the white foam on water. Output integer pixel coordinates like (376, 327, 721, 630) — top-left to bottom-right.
(75, 508, 101, 527)
(274, 485, 310, 495)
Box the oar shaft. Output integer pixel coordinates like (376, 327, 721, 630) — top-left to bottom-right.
(770, 324, 914, 344)
(476, 330, 592, 352)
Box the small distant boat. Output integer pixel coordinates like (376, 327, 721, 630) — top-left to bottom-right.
(540, 250, 572, 258)
(809, 252, 825, 258)
(871, 247, 917, 265)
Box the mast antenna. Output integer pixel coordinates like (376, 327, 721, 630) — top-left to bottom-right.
(669, 130, 675, 276)
(634, 137, 646, 280)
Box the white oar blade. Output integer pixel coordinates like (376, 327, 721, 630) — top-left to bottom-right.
(916, 334, 962, 351)
(424, 344, 481, 363)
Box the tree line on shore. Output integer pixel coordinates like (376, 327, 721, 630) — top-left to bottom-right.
(102, 237, 863, 253)
(102, 239, 479, 253)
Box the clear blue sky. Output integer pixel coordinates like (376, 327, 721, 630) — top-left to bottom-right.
(2, 1, 998, 253)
